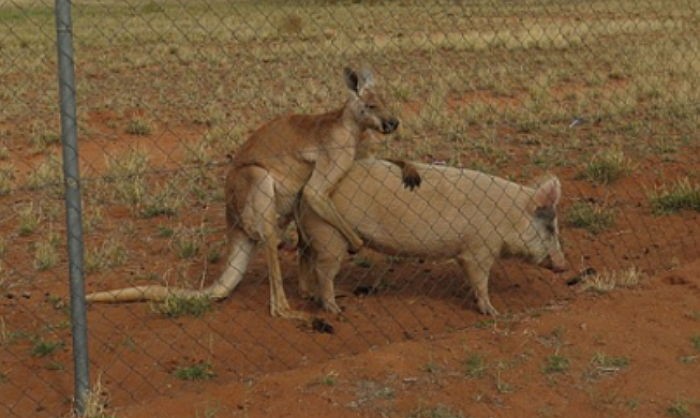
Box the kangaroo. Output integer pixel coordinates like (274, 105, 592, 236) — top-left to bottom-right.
(296, 159, 568, 316)
(86, 68, 419, 319)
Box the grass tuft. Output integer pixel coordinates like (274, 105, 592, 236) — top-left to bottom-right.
(78, 375, 113, 418)
(691, 335, 700, 352)
(591, 352, 630, 369)
(34, 239, 59, 271)
(104, 149, 149, 207)
(566, 201, 615, 234)
(543, 355, 569, 374)
(667, 400, 691, 418)
(464, 353, 487, 379)
(26, 155, 63, 194)
(140, 1, 165, 14)
(173, 361, 215, 381)
(579, 267, 643, 293)
(577, 149, 631, 184)
(408, 404, 465, 418)
(151, 295, 212, 318)
(18, 203, 42, 236)
(125, 118, 152, 136)
(0, 164, 14, 195)
(649, 178, 700, 214)
(85, 241, 128, 274)
(31, 339, 62, 357)
(310, 371, 339, 387)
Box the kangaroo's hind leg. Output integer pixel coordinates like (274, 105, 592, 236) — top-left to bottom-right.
(232, 165, 307, 320)
(298, 208, 349, 314)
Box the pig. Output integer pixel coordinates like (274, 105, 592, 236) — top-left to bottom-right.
(295, 159, 568, 316)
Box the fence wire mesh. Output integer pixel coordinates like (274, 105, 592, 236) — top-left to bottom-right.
(0, 0, 699, 416)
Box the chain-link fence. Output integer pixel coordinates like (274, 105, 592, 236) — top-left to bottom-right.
(1, 0, 699, 416)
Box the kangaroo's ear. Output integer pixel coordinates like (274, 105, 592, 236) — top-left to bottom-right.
(532, 177, 561, 209)
(344, 67, 360, 93)
(357, 67, 375, 92)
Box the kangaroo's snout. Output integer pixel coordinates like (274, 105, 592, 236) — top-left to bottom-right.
(381, 118, 399, 134)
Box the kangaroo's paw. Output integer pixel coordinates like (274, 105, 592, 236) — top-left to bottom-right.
(271, 304, 309, 320)
(321, 298, 342, 315)
(476, 297, 499, 316)
(401, 166, 422, 190)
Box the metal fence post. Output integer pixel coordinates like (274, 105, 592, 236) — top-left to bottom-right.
(54, 0, 90, 415)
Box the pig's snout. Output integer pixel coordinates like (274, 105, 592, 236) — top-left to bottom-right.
(543, 252, 568, 273)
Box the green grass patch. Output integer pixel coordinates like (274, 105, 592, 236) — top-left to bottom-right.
(174, 237, 200, 259)
(667, 400, 691, 418)
(565, 201, 615, 234)
(17, 203, 41, 237)
(543, 354, 569, 374)
(577, 149, 631, 184)
(691, 335, 700, 352)
(408, 404, 465, 418)
(140, 1, 166, 14)
(31, 340, 62, 357)
(679, 355, 697, 364)
(474, 319, 495, 329)
(30, 131, 60, 151)
(151, 295, 212, 318)
(85, 241, 128, 274)
(464, 353, 487, 379)
(591, 352, 630, 369)
(26, 155, 62, 194)
(649, 178, 700, 214)
(0, 6, 54, 23)
(157, 225, 175, 238)
(0, 164, 14, 196)
(33, 239, 58, 271)
(45, 361, 65, 371)
(310, 371, 339, 387)
(125, 118, 152, 136)
(173, 361, 215, 381)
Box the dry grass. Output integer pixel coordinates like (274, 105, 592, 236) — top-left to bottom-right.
(0, 1, 698, 417)
(62, 374, 113, 418)
(566, 201, 615, 234)
(0, 0, 700, 306)
(649, 178, 700, 214)
(0, 0, 693, 320)
(578, 267, 644, 293)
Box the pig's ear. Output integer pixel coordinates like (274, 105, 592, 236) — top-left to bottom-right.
(533, 177, 561, 209)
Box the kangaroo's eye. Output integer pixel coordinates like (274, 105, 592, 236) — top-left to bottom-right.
(365, 104, 378, 110)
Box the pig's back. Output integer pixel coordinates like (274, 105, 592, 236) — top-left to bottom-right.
(332, 159, 530, 257)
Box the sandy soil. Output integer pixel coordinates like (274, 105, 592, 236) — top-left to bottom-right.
(115, 259, 700, 418)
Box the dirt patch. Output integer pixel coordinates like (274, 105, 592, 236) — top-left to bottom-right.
(114, 259, 700, 418)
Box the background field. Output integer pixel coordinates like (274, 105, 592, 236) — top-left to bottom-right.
(0, 0, 699, 417)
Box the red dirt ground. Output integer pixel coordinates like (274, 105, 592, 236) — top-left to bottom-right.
(1, 111, 698, 418)
(118, 259, 700, 418)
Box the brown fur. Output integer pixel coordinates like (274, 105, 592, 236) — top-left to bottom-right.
(296, 159, 568, 316)
(85, 68, 417, 319)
